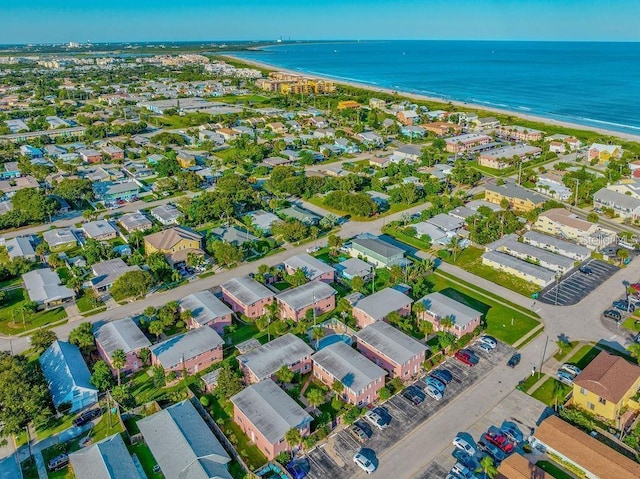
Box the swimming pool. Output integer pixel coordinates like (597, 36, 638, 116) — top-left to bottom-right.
(316, 334, 352, 350)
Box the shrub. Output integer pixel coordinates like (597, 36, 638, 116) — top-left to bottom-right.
(276, 451, 291, 465)
(200, 395, 210, 407)
(378, 387, 391, 401)
(303, 435, 317, 449)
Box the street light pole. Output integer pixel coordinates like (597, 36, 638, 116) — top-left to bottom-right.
(539, 335, 549, 378)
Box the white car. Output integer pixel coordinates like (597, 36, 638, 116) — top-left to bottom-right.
(425, 384, 443, 401)
(478, 342, 493, 353)
(364, 410, 386, 430)
(451, 462, 474, 479)
(306, 246, 320, 253)
(353, 451, 376, 474)
(478, 335, 497, 349)
(560, 364, 582, 377)
(452, 436, 476, 456)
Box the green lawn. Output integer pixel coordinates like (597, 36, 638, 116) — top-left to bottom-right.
(530, 377, 572, 407)
(76, 295, 106, 314)
(430, 273, 540, 345)
(536, 460, 575, 479)
(516, 373, 541, 393)
(0, 288, 67, 335)
(20, 457, 39, 479)
(622, 315, 640, 332)
(567, 344, 602, 369)
(443, 246, 540, 297)
(128, 442, 163, 479)
(273, 281, 291, 291)
(91, 411, 124, 442)
(553, 341, 577, 361)
(382, 226, 433, 252)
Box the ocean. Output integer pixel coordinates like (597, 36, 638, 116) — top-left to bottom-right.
(235, 41, 640, 136)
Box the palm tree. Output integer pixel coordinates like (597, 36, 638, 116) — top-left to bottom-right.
(148, 320, 165, 340)
(412, 301, 426, 325)
(447, 235, 462, 262)
(552, 379, 567, 412)
(476, 455, 498, 479)
(439, 316, 454, 331)
(306, 388, 325, 413)
(311, 327, 325, 349)
(285, 428, 302, 453)
(332, 380, 344, 397)
(180, 309, 193, 326)
(111, 349, 126, 386)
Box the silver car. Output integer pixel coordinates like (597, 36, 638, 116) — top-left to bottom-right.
(364, 410, 386, 430)
(560, 363, 581, 377)
(353, 451, 376, 474)
(478, 335, 497, 349)
(425, 384, 443, 401)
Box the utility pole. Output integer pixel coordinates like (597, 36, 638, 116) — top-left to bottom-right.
(312, 293, 317, 326)
(538, 335, 549, 378)
(574, 179, 579, 207)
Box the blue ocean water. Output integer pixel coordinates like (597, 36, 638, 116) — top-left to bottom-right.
(235, 41, 640, 135)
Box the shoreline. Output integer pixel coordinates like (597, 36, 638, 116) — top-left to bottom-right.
(224, 54, 640, 143)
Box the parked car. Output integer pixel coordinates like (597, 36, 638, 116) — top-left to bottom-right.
(455, 350, 475, 367)
(364, 410, 387, 430)
(371, 407, 391, 427)
(452, 449, 480, 470)
(557, 370, 574, 386)
(453, 436, 476, 456)
(478, 335, 497, 349)
(286, 460, 309, 479)
(484, 428, 514, 453)
(478, 439, 507, 462)
(500, 424, 523, 445)
(578, 266, 594, 275)
(629, 295, 640, 305)
(507, 353, 521, 368)
(478, 342, 493, 353)
(306, 246, 320, 254)
(423, 376, 446, 393)
(451, 462, 474, 479)
(402, 385, 425, 405)
(353, 451, 376, 474)
(603, 309, 622, 321)
(425, 384, 443, 401)
(431, 368, 453, 384)
(47, 454, 69, 472)
(560, 364, 582, 377)
(460, 349, 480, 364)
(73, 408, 102, 427)
(613, 300, 635, 312)
(349, 424, 369, 443)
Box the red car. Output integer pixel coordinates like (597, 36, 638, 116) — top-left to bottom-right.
(630, 283, 640, 292)
(455, 351, 474, 366)
(484, 430, 514, 453)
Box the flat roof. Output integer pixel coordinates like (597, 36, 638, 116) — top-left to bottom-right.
(284, 253, 335, 280)
(238, 333, 313, 381)
(418, 292, 483, 328)
(356, 321, 427, 364)
(150, 327, 223, 370)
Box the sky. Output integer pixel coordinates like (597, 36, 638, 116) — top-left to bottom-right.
(2, 0, 639, 44)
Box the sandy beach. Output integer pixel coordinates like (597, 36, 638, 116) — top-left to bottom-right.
(224, 54, 640, 144)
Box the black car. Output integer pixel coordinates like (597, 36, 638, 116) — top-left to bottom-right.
(73, 408, 102, 427)
(402, 385, 425, 405)
(431, 368, 453, 385)
(578, 266, 594, 275)
(603, 309, 622, 321)
(507, 353, 521, 368)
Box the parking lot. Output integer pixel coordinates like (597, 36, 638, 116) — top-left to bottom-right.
(304, 341, 515, 479)
(539, 259, 619, 306)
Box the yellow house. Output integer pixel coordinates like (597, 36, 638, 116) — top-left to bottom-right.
(144, 226, 204, 265)
(589, 143, 622, 164)
(572, 351, 640, 422)
(337, 100, 361, 110)
(176, 152, 196, 168)
(484, 181, 546, 213)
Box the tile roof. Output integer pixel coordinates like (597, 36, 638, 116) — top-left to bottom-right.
(238, 333, 313, 381)
(496, 453, 552, 479)
(573, 351, 640, 404)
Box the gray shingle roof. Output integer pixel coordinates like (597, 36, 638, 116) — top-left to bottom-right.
(485, 181, 546, 204)
(150, 327, 223, 370)
(82, 220, 117, 238)
(230, 379, 312, 445)
(522, 231, 590, 258)
(498, 239, 574, 269)
(118, 212, 152, 231)
(22, 269, 75, 304)
(426, 213, 464, 232)
(356, 321, 427, 364)
(594, 188, 640, 210)
(69, 433, 141, 479)
(284, 254, 335, 280)
(418, 292, 483, 329)
(276, 281, 337, 311)
(4, 236, 35, 260)
(94, 317, 150, 357)
(351, 237, 404, 260)
(482, 251, 556, 283)
(91, 258, 140, 290)
(220, 275, 274, 307)
(179, 291, 232, 327)
(353, 288, 413, 322)
(335, 257, 373, 278)
(238, 333, 313, 381)
(311, 342, 386, 393)
(43, 228, 77, 248)
(138, 400, 232, 479)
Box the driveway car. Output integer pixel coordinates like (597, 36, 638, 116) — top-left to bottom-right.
(73, 408, 102, 427)
(613, 300, 635, 312)
(560, 364, 582, 377)
(455, 351, 475, 367)
(423, 376, 446, 393)
(353, 451, 376, 474)
(47, 454, 69, 472)
(431, 368, 453, 384)
(603, 309, 622, 321)
(500, 424, 523, 445)
(478, 439, 507, 462)
(557, 371, 574, 386)
(365, 409, 389, 430)
(349, 424, 369, 443)
(451, 462, 474, 479)
(402, 385, 425, 405)
(453, 436, 476, 455)
(425, 384, 443, 401)
(484, 427, 514, 453)
(507, 353, 521, 368)
(478, 335, 497, 349)
(452, 449, 480, 470)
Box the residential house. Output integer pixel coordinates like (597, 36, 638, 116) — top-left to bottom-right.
(589, 143, 622, 163)
(335, 257, 373, 281)
(401, 125, 426, 138)
(216, 128, 240, 142)
(424, 122, 462, 136)
(211, 226, 257, 246)
(95, 181, 140, 203)
(0, 161, 21, 179)
(369, 156, 393, 168)
(391, 144, 422, 164)
(138, 400, 233, 479)
(280, 205, 322, 226)
(497, 125, 544, 142)
(23, 269, 75, 309)
(337, 100, 361, 110)
(445, 133, 492, 153)
(231, 379, 313, 460)
(90, 258, 140, 292)
(478, 145, 542, 170)
(481, 251, 555, 287)
(496, 454, 552, 479)
(177, 151, 196, 168)
(522, 231, 590, 261)
(357, 131, 384, 148)
(349, 235, 407, 267)
(150, 326, 224, 375)
(150, 203, 180, 225)
(143, 226, 204, 265)
(238, 333, 314, 383)
(427, 213, 465, 234)
(201, 369, 221, 393)
(43, 228, 77, 252)
(534, 208, 617, 251)
(397, 110, 420, 125)
(220, 275, 274, 319)
(369, 98, 386, 109)
(276, 281, 337, 322)
(39, 341, 98, 412)
(413, 221, 450, 245)
(180, 291, 233, 334)
(101, 145, 124, 160)
(417, 292, 482, 338)
(448, 206, 476, 222)
(69, 433, 140, 479)
(352, 288, 413, 328)
(118, 212, 152, 233)
(83, 220, 117, 241)
(94, 317, 151, 375)
(283, 253, 335, 283)
(312, 342, 387, 406)
(78, 148, 102, 163)
(535, 172, 571, 201)
(246, 210, 280, 235)
(2, 236, 36, 261)
(491, 237, 575, 274)
(593, 188, 640, 220)
(572, 351, 640, 422)
(531, 415, 640, 479)
(485, 181, 546, 212)
(356, 321, 427, 379)
(266, 122, 287, 134)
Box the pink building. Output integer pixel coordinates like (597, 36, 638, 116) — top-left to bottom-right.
(150, 327, 224, 375)
(417, 292, 482, 338)
(445, 133, 492, 153)
(312, 342, 387, 406)
(276, 281, 336, 322)
(497, 125, 545, 142)
(283, 253, 335, 283)
(356, 321, 427, 380)
(352, 287, 413, 329)
(179, 291, 233, 335)
(94, 317, 151, 375)
(238, 333, 314, 384)
(220, 275, 274, 319)
(231, 379, 312, 460)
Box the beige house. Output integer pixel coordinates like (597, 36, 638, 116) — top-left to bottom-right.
(143, 226, 204, 265)
(534, 208, 617, 251)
